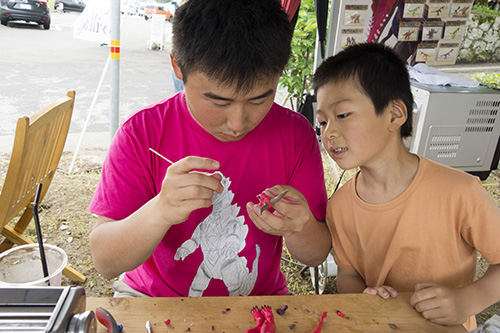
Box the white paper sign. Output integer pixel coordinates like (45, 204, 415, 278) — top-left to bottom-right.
(73, 0, 111, 44)
(150, 14, 165, 44)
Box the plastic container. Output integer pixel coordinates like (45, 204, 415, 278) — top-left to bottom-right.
(0, 244, 67, 287)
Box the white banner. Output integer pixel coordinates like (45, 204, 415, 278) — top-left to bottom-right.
(73, 0, 111, 44)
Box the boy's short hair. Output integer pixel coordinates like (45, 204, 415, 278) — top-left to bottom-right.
(172, 0, 293, 92)
(312, 42, 413, 138)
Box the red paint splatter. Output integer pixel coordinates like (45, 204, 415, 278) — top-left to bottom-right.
(164, 319, 171, 325)
(312, 312, 328, 333)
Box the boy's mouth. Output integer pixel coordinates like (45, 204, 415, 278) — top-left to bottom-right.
(330, 146, 348, 159)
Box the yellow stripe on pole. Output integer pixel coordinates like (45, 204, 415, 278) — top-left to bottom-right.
(110, 40, 120, 59)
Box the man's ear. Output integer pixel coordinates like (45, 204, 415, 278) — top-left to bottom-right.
(388, 99, 408, 133)
(170, 52, 183, 81)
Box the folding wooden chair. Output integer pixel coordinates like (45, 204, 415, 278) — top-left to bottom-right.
(0, 90, 86, 283)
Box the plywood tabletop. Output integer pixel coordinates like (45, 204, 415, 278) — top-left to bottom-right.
(87, 292, 466, 332)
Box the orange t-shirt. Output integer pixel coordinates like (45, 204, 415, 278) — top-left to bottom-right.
(328, 157, 500, 291)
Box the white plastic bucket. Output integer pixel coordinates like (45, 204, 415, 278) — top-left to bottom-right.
(0, 244, 67, 287)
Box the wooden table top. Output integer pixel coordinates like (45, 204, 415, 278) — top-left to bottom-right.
(86, 292, 466, 332)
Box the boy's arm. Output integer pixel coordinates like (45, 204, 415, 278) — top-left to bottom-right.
(246, 186, 331, 267)
(337, 267, 367, 293)
(337, 268, 398, 298)
(410, 263, 500, 326)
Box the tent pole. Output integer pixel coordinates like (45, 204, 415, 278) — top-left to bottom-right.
(110, 0, 120, 140)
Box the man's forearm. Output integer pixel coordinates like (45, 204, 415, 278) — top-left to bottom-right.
(90, 196, 173, 279)
(284, 219, 331, 267)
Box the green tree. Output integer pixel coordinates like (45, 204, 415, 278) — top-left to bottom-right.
(279, 0, 318, 111)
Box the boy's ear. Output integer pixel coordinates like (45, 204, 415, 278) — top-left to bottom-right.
(170, 52, 184, 81)
(388, 99, 408, 133)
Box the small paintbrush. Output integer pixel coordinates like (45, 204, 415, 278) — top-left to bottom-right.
(149, 148, 174, 164)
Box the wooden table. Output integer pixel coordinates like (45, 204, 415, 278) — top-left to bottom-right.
(87, 293, 466, 332)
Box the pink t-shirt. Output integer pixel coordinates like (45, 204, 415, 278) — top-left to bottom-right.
(89, 92, 327, 297)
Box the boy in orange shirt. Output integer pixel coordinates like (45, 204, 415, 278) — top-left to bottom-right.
(312, 42, 500, 327)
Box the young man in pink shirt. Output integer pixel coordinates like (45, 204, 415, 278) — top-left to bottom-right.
(88, 0, 330, 298)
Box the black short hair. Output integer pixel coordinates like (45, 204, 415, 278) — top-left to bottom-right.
(172, 0, 293, 92)
(312, 43, 413, 138)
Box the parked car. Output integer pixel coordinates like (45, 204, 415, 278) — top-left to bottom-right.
(136, 2, 146, 16)
(144, 5, 173, 21)
(54, 0, 85, 13)
(0, 0, 50, 29)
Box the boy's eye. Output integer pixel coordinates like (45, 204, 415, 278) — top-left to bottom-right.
(250, 101, 265, 106)
(337, 113, 349, 119)
(318, 121, 327, 127)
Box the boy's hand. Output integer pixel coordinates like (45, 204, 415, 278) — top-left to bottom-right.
(363, 286, 398, 299)
(410, 282, 470, 326)
(246, 186, 314, 237)
(157, 156, 223, 226)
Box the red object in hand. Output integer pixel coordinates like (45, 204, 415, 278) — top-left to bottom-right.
(257, 193, 271, 206)
(256, 192, 272, 215)
(256, 189, 288, 215)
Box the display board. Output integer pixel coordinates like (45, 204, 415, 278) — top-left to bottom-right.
(333, 0, 474, 65)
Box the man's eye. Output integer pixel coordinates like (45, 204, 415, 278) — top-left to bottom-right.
(250, 101, 265, 106)
(213, 102, 229, 108)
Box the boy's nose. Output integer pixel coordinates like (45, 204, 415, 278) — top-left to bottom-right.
(324, 123, 340, 139)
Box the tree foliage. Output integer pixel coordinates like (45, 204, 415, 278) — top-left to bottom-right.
(472, 73, 500, 90)
(279, 0, 318, 111)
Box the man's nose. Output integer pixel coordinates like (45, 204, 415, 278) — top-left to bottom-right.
(227, 106, 247, 133)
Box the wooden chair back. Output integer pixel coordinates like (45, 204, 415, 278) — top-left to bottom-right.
(0, 90, 85, 283)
